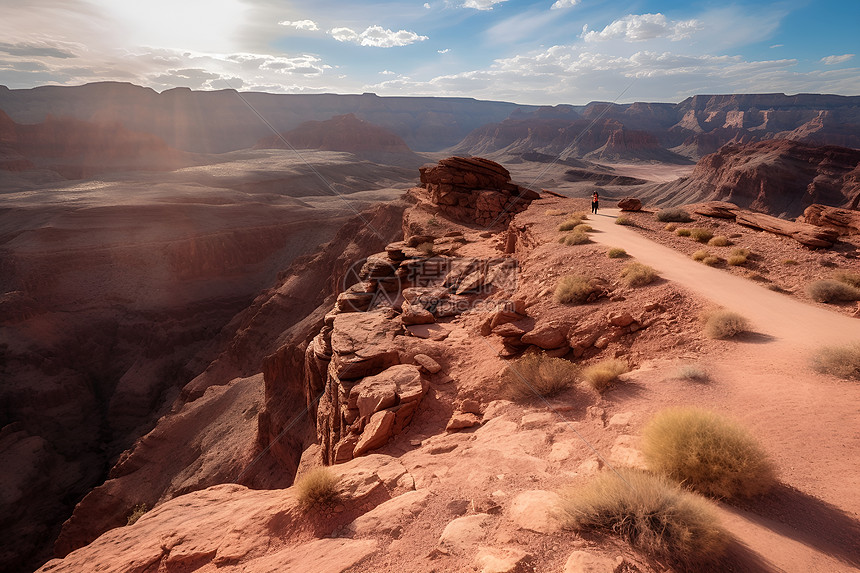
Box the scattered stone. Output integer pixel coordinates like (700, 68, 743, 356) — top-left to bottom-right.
(401, 303, 436, 326)
(520, 323, 567, 350)
(413, 353, 442, 374)
(520, 412, 556, 429)
(344, 489, 432, 537)
(446, 412, 481, 432)
(458, 398, 483, 415)
(607, 312, 635, 328)
(438, 513, 494, 552)
(475, 547, 535, 573)
(607, 412, 633, 428)
(508, 490, 565, 534)
(609, 435, 646, 470)
(563, 550, 620, 573)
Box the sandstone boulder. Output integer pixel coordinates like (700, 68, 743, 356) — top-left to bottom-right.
(508, 490, 565, 534)
(617, 197, 642, 211)
(800, 204, 860, 235)
(520, 323, 568, 350)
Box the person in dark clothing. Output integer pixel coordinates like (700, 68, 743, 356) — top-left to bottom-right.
(591, 191, 599, 214)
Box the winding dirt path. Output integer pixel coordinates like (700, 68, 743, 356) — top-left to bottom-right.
(588, 207, 860, 573)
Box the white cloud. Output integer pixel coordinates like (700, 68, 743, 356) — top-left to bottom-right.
(583, 13, 701, 42)
(424, 2, 431, 8)
(380, 69, 395, 75)
(551, 0, 580, 9)
(770, 44, 783, 49)
(329, 25, 428, 47)
(463, 0, 507, 10)
(821, 53, 854, 65)
(279, 19, 319, 31)
(438, 48, 451, 54)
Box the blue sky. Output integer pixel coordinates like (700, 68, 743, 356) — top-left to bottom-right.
(0, 0, 857, 104)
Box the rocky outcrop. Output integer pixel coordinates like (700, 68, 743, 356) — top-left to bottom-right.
(617, 197, 642, 211)
(800, 204, 860, 235)
(417, 157, 540, 227)
(693, 201, 840, 248)
(636, 140, 860, 218)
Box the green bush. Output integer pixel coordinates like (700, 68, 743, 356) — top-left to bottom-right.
(656, 208, 693, 223)
(296, 467, 340, 507)
(126, 504, 148, 526)
(582, 358, 628, 392)
(555, 275, 599, 304)
(806, 279, 860, 303)
(502, 353, 578, 400)
(689, 228, 714, 243)
(642, 407, 776, 499)
(607, 247, 627, 259)
(810, 343, 860, 379)
(702, 309, 750, 339)
(620, 262, 658, 287)
(561, 469, 728, 568)
(708, 235, 730, 247)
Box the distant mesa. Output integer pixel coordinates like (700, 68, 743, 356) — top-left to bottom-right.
(636, 139, 860, 218)
(253, 113, 425, 166)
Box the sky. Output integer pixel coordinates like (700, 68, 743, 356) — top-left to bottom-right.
(0, 0, 857, 105)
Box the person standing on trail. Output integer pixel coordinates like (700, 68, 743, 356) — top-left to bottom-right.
(591, 191, 599, 214)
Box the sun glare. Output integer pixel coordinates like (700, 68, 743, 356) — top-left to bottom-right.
(100, 0, 247, 52)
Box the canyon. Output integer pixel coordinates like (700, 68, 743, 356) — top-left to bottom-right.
(1, 85, 859, 573)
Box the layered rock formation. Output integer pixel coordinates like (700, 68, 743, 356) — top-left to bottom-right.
(417, 157, 540, 227)
(799, 204, 860, 235)
(637, 140, 860, 218)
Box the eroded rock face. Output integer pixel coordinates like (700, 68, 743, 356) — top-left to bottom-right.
(417, 157, 540, 227)
(800, 204, 860, 235)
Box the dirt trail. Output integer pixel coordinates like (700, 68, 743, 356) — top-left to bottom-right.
(586, 207, 860, 572)
(588, 208, 860, 349)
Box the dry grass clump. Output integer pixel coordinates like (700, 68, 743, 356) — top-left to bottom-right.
(810, 343, 860, 379)
(676, 364, 709, 382)
(555, 274, 599, 304)
(663, 223, 677, 232)
(502, 353, 578, 400)
(573, 223, 593, 232)
(675, 228, 691, 237)
(615, 216, 634, 226)
(701, 309, 750, 339)
(126, 503, 148, 526)
(656, 208, 693, 223)
(642, 407, 776, 499)
(558, 220, 580, 231)
(806, 279, 860, 303)
(782, 259, 799, 266)
(561, 469, 728, 568)
(607, 247, 627, 259)
(296, 467, 340, 507)
(692, 249, 709, 261)
(620, 262, 658, 287)
(702, 256, 721, 267)
(559, 231, 591, 245)
(708, 235, 730, 247)
(833, 271, 860, 288)
(727, 254, 748, 266)
(689, 228, 714, 243)
(582, 358, 628, 392)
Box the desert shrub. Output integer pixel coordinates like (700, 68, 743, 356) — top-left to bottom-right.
(561, 231, 591, 246)
(810, 343, 860, 379)
(806, 279, 860, 303)
(676, 364, 709, 382)
(296, 467, 340, 507)
(620, 262, 658, 287)
(642, 407, 776, 499)
(416, 242, 435, 256)
(833, 271, 860, 288)
(702, 309, 750, 339)
(126, 504, 148, 526)
(546, 209, 566, 216)
(615, 216, 634, 226)
(708, 235, 730, 247)
(582, 358, 628, 392)
(656, 208, 693, 223)
(731, 248, 751, 258)
(561, 469, 728, 568)
(702, 256, 721, 267)
(558, 219, 582, 231)
(573, 211, 589, 220)
(692, 249, 709, 261)
(555, 274, 598, 304)
(607, 247, 627, 259)
(675, 228, 691, 237)
(663, 223, 678, 232)
(689, 228, 714, 243)
(782, 259, 799, 266)
(502, 353, 578, 400)
(573, 223, 593, 232)
(727, 254, 748, 266)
